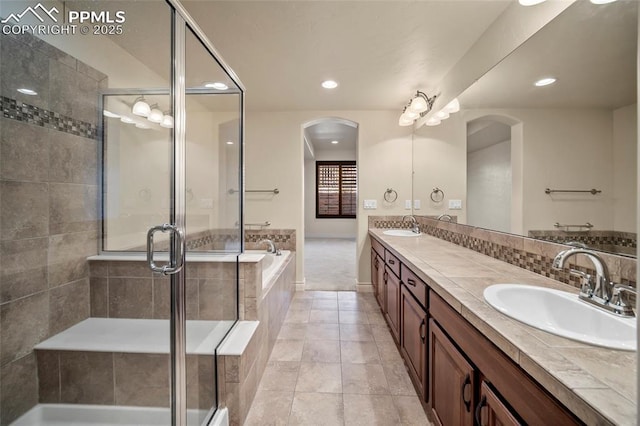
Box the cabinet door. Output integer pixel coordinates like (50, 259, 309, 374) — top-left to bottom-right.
(475, 381, 522, 426)
(429, 319, 475, 426)
(371, 249, 379, 299)
(384, 266, 400, 343)
(400, 285, 427, 399)
(376, 254, 385, 309)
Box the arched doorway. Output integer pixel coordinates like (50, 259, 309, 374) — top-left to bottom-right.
(302, 117, 359, 291)
(466, 114, 523, 235)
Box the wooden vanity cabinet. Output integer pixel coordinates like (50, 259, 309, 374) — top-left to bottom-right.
(429, 318, 475, 426)
(401, 285, 428, 400)
(384, 265, 401, 343)
(476, 381, 522, 426)
(429, 291, 580, 426)
(371, 249, 381, 304)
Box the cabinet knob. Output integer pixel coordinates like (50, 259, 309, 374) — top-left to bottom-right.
(407, 278, 416, 287)
(388, 259, 395, 265)
(419, 318, 426, 342)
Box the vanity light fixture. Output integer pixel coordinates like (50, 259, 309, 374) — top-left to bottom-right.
(425, 117, 441, 126)
(160, 112, 174, 129)
(103, 110, 120, 118)
(132, 96, 151, 117)
(147, 104, 163, 123)
(321, 80, 338, 89)
(398, 91, 437, 127)
(205, 82, 228, 90)
(120, 116, 136, 124)
(17, 88, 38, 96)
(518, 0, 547, 5)
(534, 77, 557, 87)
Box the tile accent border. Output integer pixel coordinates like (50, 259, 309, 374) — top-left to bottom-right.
(369, 215, 636, 289)
(1, 96, 98, 139)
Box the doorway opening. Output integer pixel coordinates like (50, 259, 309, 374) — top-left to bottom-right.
(302, 117, 359, 291)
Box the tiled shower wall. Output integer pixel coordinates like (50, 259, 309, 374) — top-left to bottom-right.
(0, 32, 104, 425)
(369, 215, 637, 289)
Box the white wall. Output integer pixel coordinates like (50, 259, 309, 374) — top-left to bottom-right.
(613, 104, 638, 233)
(304, 148, 357, 239)
(245, 111, 413, 286)
(467, 140, 511, 233)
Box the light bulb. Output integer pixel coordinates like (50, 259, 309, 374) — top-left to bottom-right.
(399, 115, 414, 127)
(403, 109, 420, 120)
(408, 95, 428, 113)
(426, 117, 441, 126)
(132, 97, 151, 117)
(444, 98, 460, 113)
(436, 110, 450, 120)
(160, 113, 174, 129)
(147, 105, 163, 123)
(518, 0, 547, 5)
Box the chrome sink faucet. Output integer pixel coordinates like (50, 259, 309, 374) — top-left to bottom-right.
(437, 214, 453, 222)
(552, 247, 633, 316)
(402, 215, 420, 234)
(258, 239, 281, 255)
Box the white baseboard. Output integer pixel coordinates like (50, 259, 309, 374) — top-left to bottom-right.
(295, 280, 306, 292)
(356, 282, 373, 292)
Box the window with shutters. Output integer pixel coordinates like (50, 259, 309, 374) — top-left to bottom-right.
(316, 161, 357, 219)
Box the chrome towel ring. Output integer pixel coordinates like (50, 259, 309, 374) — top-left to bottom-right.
(384, 188, 398, 202)
(431, 187, 444, 202)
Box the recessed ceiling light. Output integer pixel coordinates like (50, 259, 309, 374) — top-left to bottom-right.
(226, 141, 234, 145)
(103, 110, 120, 118)
(120, 116, 135, 124)
(534, 77, 557, 87)
(331, 140, 339, 144)
(518, 0, 547, 5)
(205, 82, 228, 90)
(17, 88, 37, 96)
(590, 0, 617, 3)
(321, 80, 338, 89)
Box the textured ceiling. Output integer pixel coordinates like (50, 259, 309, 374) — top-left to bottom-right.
(181, 1, 511, 112)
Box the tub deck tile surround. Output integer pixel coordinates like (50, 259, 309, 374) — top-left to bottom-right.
(368, 228, 636, 426)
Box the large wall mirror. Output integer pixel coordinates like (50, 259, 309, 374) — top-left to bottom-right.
(415, 0, 637, 258)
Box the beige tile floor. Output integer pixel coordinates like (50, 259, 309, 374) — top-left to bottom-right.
(244, 290, 433, 426)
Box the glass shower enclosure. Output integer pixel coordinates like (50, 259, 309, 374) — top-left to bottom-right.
(0, 0, 242, 425)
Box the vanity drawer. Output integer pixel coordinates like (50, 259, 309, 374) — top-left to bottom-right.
(401, 264, 427, 308)
(371, 237, 385, 258)
(385, 250, 401, 277)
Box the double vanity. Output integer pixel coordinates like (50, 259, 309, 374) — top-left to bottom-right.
(369, 228, 636, 425)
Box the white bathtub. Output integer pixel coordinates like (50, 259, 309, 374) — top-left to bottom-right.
(241, 250, 291, 289)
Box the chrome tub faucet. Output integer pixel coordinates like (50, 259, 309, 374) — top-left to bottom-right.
(258, 239, 281, 255)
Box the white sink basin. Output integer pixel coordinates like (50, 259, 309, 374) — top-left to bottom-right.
(483, 284, 637, 351)
(383, 229, 421, 237)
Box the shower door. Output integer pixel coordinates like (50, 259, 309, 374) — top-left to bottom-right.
(101, 1, 244, 425)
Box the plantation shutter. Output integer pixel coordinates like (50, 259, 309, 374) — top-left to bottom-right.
(316, 161, 357, 218)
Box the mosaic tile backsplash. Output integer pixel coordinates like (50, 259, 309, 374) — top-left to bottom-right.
(369, 215, 636, 289)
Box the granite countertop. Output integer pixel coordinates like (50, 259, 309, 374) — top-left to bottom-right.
(369, 229, 637, 426)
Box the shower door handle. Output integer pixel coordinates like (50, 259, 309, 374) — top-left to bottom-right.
(147, 224, 185, 275)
